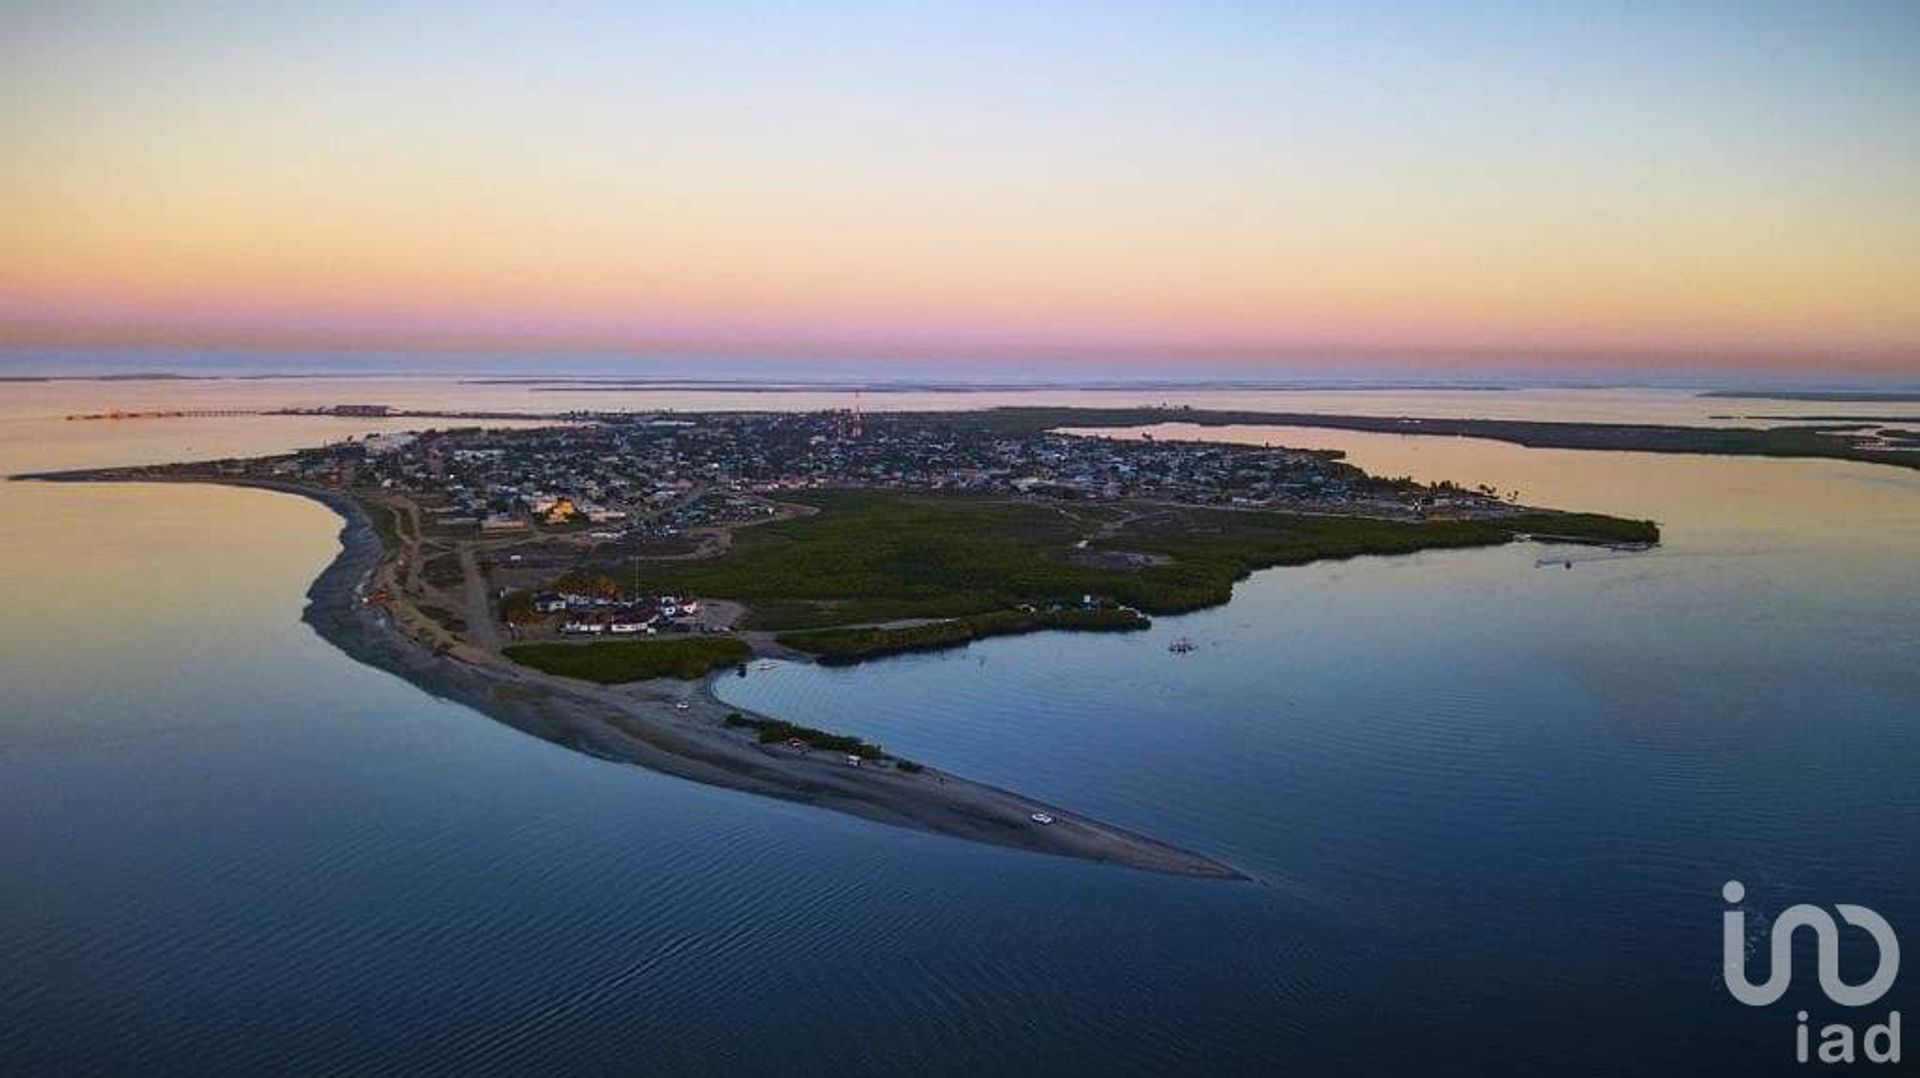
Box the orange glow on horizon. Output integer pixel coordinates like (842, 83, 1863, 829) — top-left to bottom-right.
(3, 4, 1916, 373)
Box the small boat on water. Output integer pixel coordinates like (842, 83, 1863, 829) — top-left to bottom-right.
(1029, 812, 1055, 825)
(755, 661, 780, 671)
(1168, 637, 1196, 654)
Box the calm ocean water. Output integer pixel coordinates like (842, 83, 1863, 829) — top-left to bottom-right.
(1, 381, 1914, 1074)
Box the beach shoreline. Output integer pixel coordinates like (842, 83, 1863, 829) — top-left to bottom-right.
(27, 471, 1247, 880)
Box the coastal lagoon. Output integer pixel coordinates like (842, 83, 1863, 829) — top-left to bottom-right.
(2, 382, 1915, 1073)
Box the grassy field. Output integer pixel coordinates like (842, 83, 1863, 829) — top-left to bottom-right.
(503, 636, 751, 683)
(421, 551, 465, 588)
(604, 490, 1657, 635)
(353, 496, 405, 550)
(624, 491, 1094, 629)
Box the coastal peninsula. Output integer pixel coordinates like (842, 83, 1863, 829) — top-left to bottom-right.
(17, 409, 1660, 876)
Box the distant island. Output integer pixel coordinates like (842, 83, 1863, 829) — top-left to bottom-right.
(1700, 389, 1920, 403)
(956, 406, 1920, 472)
(16, 408, 1661, 876)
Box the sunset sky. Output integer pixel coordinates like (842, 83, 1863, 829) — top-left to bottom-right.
(3, 2, 1917, 372)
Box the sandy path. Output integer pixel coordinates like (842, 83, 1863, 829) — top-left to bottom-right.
(456, 543, 502, 651)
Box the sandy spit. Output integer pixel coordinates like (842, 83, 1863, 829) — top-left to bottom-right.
(57, 472, 1246, 880)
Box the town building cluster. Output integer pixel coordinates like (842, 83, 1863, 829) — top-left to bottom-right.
(237, 410, 1505, 531)
(528, 591, 702, 636)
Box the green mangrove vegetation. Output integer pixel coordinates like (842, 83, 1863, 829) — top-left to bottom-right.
(722, 711, 888, 760)
(503, 636, 751, 683)
(608, 491, 1656, 640)
(778, 605, 1150, 664)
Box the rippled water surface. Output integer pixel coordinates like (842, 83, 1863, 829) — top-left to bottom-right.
(2, 382, 1915, 1074)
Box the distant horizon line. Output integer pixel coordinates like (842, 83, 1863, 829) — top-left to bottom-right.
(4, 365, 1918, 396)
(3, 317, 1918, 375)
(3, 341, 1917, 380)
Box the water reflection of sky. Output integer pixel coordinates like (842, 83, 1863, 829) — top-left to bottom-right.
(2, 383, 1915, 1074)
